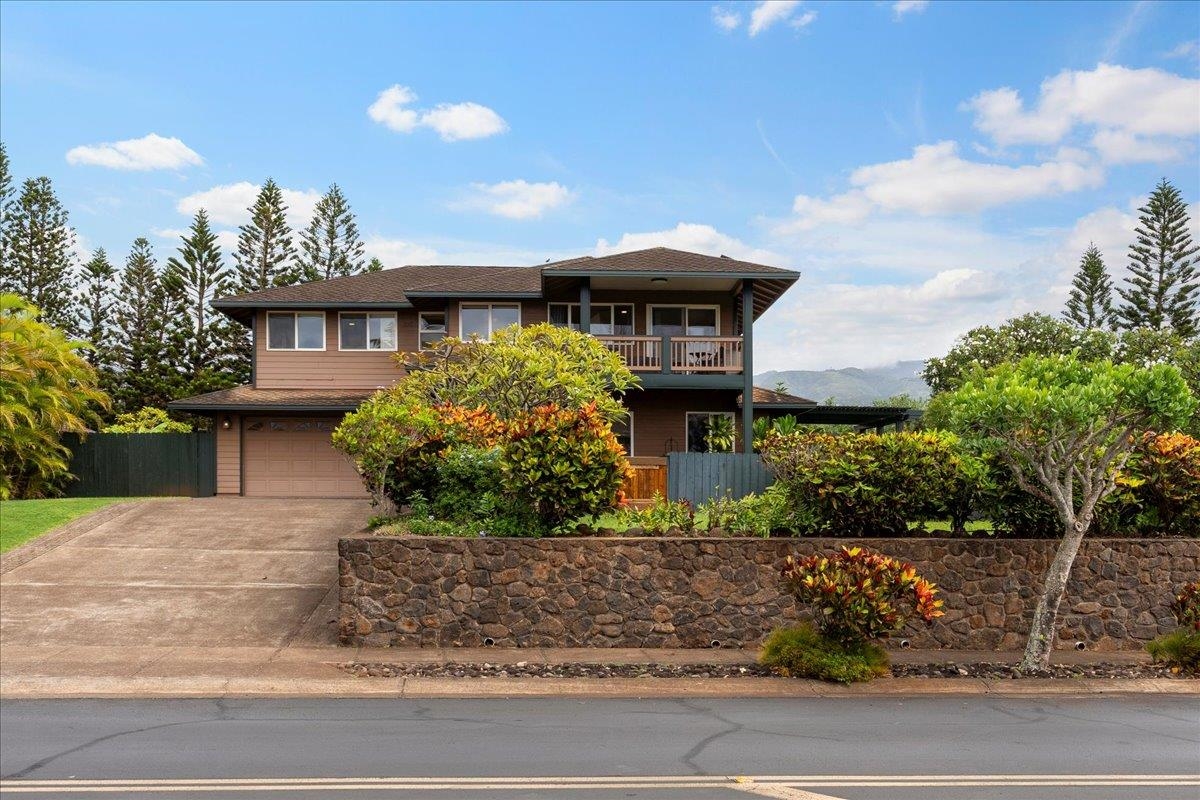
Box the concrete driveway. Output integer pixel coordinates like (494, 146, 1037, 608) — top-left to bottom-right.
(0, 498, 371, 650)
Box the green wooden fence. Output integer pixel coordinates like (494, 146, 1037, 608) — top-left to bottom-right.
(667, 452, 772, 505)
(64, 432, 216, 497)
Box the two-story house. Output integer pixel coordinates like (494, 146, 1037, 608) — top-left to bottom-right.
(168, 247, 803, 498)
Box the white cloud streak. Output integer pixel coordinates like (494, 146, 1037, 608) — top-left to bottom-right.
(892, 1, 929, 20)
(453, 180, 574, 220)
(66, 133, 203, 171)
(367, 85, 508, 141)
(175, 182, 321, 228)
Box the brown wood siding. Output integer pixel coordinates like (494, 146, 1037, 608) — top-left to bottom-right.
(622, 389, 740, 457)
(253, 310, 408, 390)
(215, 413, 241, 495)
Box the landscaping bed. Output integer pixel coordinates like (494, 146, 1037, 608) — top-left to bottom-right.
(336, 660, 1187, 681)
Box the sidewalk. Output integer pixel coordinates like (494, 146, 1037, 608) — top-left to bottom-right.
(2, 643, 1193, 700)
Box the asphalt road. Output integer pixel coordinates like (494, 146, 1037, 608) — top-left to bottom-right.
(1, 696, 1197, 799)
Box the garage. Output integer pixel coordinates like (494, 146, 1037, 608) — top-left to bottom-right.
(241, 417, 366, 498)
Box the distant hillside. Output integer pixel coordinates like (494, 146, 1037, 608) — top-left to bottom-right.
(756, 360, 930, 406)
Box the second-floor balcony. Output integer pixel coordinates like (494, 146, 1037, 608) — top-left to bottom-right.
(596, 335, 743, 374)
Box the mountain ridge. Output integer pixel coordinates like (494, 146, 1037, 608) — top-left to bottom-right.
(756, 360, 929, 406)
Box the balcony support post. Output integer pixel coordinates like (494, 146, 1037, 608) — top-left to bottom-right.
(579, 277, 591, 334)
(741, 279, 755, 454)
(660, 335, 671, 374)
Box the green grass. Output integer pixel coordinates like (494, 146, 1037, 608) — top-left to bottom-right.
(0, 497, 129, 553)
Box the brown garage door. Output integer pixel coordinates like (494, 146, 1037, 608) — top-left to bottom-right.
(242, 417, 366, 498)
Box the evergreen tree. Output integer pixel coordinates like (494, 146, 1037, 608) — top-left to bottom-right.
(76, 247, 117, 373)
(1063, 244, 1115, 330)
(295, 183, 365, 282)
(233, 179, 295, 292)
(0, 142, 13, 284)
(164, 210, 240, 393)
(112, 238, 172, 412)
(366, 257, 384, 273)
(1116, 178, 1199, 337)
(2, 177, 76, 331)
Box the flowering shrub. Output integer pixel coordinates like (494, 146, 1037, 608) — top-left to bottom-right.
(1173, 582, 1200, 632)
(1105, 432, 1200, 535)
(501, 402, 631, 533)
(781, 546, 944, 646)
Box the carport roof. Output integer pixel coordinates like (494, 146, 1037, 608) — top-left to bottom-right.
(168, 386, 377, 412)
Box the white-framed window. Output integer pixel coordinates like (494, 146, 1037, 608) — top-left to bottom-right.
(547, 303, 635, 336)
(266, 311, 326, 350)
(418, 311, 448, 349)
(648, 305, 720, 337)
(338, 312, 398, 351)
(612, 411, 634, 455)
(686, 411, 736, 453)
(459, 303, 521, 341)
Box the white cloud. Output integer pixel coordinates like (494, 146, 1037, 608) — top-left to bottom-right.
(1090, 129, 1188, 164)
(420, 102, 508, 142)
(454, 180, 574, 220)
(711, 6, 741, 32)
(176, 182, 321, 228)
(366, 85, 420, 133)
(965, 63, 1200, 147)
(595, 222, 783, 265)
(892, 1, 929, 19)
(367, 84, 507, 141)
(748, 1, 815, 36)
(782, 141, 1102, 229)
(1165, 40, 1199, 60)
(363, 236, 438, 266)
(65, 133, 203, 171)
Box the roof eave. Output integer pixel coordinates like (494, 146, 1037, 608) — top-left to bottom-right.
(543, 269, 799, 280)
(211, 300, 414, 310)
(401, 291, 544, 299)
(167, 401, 364, 413)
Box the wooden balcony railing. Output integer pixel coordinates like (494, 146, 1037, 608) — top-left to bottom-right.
(596, 335, 743, 374)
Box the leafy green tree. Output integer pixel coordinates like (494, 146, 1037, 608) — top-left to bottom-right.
(1, 177, 76, 332)
(164, 210, 239, 393)
(103, 407, 192, 433)
(1116, 179, 1199, 337)
(0, 294, 107, 498)
(397, 323, 638, 422)
(295, 183, 365, 282)
(233, 179, 295, 292)
(366, 257, 384, 273)
(76, 247, 117, 373)
(111, 238, 173, 412)
(922, 313, 1113, 395)
(1064, 244, 1115, 330)
(942, 354, 1195, 670)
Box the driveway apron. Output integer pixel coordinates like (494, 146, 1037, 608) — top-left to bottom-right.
(0, 498, 371, 649)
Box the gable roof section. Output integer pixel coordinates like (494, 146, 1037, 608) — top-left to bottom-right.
(543, 248, 796, 278)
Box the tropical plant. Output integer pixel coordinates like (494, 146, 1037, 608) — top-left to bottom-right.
(331, 397, 445, 511)
(500, 402, 631, 533)
(1103, 432, 1200, 535)
(759, 623, 890, 683)
(615, 494, 697, 535)
(1173, 582, 1200, 632)
(102, 407, 192, 434)
(0, 294, 107, 498)
(941, 354, 1195, 671)
(1146, 583, 1200, 674)
(780, 546, 944, 647)
(702, 413, 736, 452)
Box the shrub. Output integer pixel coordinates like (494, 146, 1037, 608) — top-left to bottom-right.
(698, 485, 808, 537)
(500, 402, 631, 534)
(431, 446, 504, 523)
(1172, 582, 1200, 632)
(781, 546, 944, 646)
(761, 430, 987, 536)
(614, 494, 696, 534)
(102, 407, 191, 433)
(1146, 629, 1200, 674)
(1105, 432, 1200, 536)
(759, 624, 890, 683)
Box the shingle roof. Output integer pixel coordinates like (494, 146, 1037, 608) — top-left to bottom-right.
(737, 386, 817, 407)
(544, 248, 796, 277)
(167, 386, 377, 412)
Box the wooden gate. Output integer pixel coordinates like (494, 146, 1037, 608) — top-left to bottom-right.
(621, 457, 668, 507)
(64, 432, 216, 497)
(666, 452, 772, 505)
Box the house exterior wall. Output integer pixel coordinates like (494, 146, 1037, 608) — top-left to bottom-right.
(253, 310, 410, 390)
(622, 389, 742, 457)
(215, 413, 241, 495)
(540, 290, 736, 335)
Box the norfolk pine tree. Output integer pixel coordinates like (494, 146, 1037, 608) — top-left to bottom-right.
(366, 257, 384, 273)
(77, 248, 117, 374)
(3, 177, 77, 332)
(1116, 179, 1199, 337)
(112, 238, 173, 412)
(233, 179, 296, 292)
(295, 183, 366, 282)
(1064, 244, 1114, 330)
(0, 142, 13, 283)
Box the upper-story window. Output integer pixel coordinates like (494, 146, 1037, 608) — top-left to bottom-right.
(459, 303, 520, 341)
(339, 312, 397, 351)
(418, 312, 447, 349)
(548, 303, 634, 336)
(266, 312, 325, 350)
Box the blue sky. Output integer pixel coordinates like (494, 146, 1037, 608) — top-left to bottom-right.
(2, 0, 1198, 371)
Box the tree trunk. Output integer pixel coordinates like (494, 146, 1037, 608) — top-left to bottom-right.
(1019, 521, 1086, 672)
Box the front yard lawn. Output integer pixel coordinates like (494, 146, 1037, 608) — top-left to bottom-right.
(0, 497, 129, 553)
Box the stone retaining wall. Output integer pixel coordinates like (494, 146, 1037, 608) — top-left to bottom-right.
(338, 536, 1199, 650)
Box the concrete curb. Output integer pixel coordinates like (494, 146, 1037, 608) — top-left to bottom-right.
(3, 674, 1195, 700)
